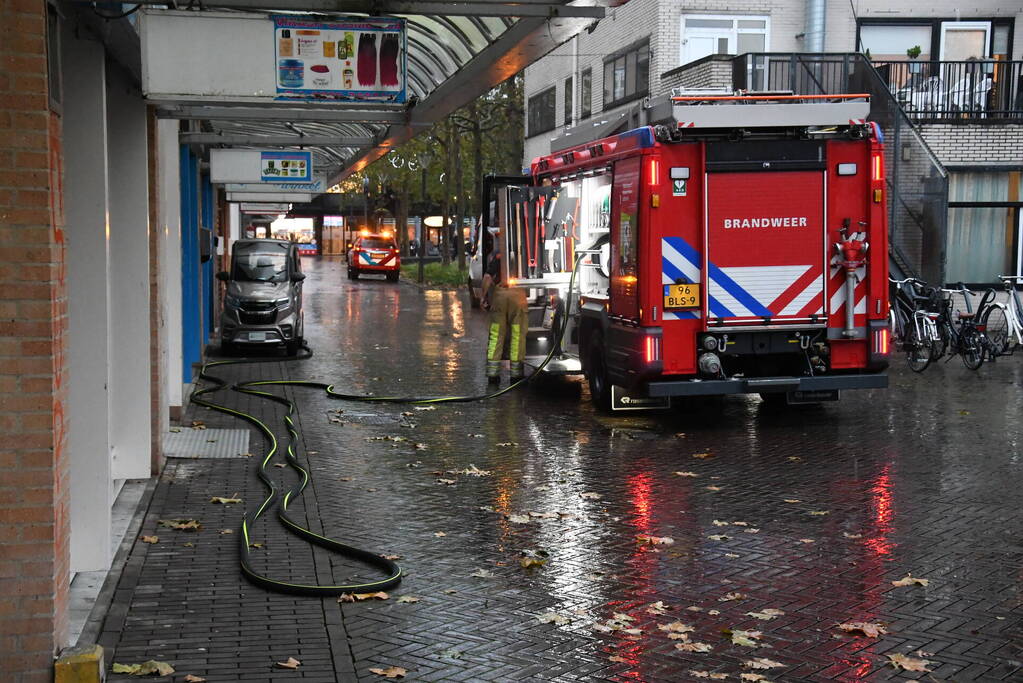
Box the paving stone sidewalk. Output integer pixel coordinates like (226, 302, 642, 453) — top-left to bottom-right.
(98, 258, 1023, 682)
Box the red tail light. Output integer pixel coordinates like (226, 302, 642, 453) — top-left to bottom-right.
(644, 336, 661, 363)
(871, 152, 884, 182)
(646, 157, 660, 187)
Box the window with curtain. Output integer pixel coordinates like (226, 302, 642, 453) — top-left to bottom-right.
(945, 172, 1022, 283)
(602, 39, 649, 109)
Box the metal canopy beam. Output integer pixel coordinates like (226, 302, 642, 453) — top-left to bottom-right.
(147, 1, 605, 18)
(180, 132, 377, 147)
(330, 9, 602, 183)
(157, 106, 408, 124)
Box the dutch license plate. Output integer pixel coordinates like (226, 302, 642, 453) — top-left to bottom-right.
(248, 331, 267, 341)
(663, 283, 700, 309)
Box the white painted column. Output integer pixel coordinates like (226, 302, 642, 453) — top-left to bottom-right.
(157, 119, 183, 413)
(229, 202, 240, 245)
(62, 27, 112, 573)
(106, 69, 152, 481)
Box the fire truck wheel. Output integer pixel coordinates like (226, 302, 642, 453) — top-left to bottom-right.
(348, 267, 359, 280)
(387, 271, 399, 283)
(586, 336, 613, 412)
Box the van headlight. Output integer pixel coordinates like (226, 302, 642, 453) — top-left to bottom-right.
(274, 298, 290, 308)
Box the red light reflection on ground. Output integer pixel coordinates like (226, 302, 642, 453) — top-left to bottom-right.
(864, 465, 895, 556)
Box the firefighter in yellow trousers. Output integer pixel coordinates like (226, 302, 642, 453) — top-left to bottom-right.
(482, 247, 527, 384)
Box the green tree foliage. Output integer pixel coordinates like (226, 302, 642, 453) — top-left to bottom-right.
(339, 75, 524, 266)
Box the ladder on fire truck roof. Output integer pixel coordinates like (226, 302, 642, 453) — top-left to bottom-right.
(645, 91, 871, 131)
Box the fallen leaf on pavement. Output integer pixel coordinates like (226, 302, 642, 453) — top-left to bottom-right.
(369, 665, 407, 678)
(783, 499, 801, 504)
(719, 592, 747, 602)
(658, 621, 696, 634)
(637, 535, 674, 545)
(725, 553, 740, 559)
(455, 464, 491, 476)
(158, 519, 201, 531)
(537, 612, 571, 625)
(646, 601, 670, 615)
(219, 529, 233, 535)
(692, 452, 713, 459)
(886, 653, 931, 672)
(593, 613, 642, 635)
(705, 486, 723, 492)
(842, 532, 862, 539)
(688, 672, 728, 680)
(470, 568, 495, 578)
(183, 542, 194, 548)
(520, 557, 547, 569)
(807, 510, 829, 516)
(786, 456, 801, 462)
(111, 661, 176, 676)
(708, 534, 730, 541)
(797, 539, 815, 544)
(507, 514, 531, 524)
(436, 479, 457, 485)
(739, 675, 768, 682)
(837, 622, 887, 638)
(731, 521, 749, 526)
(433, 532, 446, 537)
(675, 471, 699, 477)
(677, 642, 714, 652)
(744, 528, 760, 534)
(608, 655, 628, 663)
(725, 628, 762, 647)
(414, 405, 436, 411)
(382, 554, 401, 560)
(708, 609, 720, 616)
(529, 511, 559, 519)
(248, 542, 263, 549)
(141, 536, 158, 544)
(191, 420, 206, 429)
(892, 574, 929, 587)
(580, 492, 601, 499)
(184, 676, 206, 682)
(210, 496, 242, 504)
(687, 606, 703, 612)
(713, 520, 730, 526)
(743, 658, 783, 669)
(354, 592, 389, 601)
(396, 595, 420, 603)
(746, 609, 785, 621)
(273, 463, 287, 468)
(495, 442, 518, 447)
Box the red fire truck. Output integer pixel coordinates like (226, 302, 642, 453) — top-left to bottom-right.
(479, 93, 889, 410)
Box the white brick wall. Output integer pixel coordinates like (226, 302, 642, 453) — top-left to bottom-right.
(920, 124, 1023, 165)
(522, 0, 1023, 165)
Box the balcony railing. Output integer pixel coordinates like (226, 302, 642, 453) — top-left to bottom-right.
(872, 59, 1023, 121)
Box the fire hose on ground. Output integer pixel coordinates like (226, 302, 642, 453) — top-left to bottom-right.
(189, 254, 584, 596)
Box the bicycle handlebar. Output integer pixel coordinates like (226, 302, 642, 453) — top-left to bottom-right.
(998, 275, 1023, 283)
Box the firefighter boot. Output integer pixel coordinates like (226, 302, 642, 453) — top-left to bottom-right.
(510, 362, 525, 383)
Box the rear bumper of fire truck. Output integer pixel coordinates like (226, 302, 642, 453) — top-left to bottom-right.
(645, 373, 887, 398)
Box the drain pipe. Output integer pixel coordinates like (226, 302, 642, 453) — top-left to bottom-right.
(804, 0, 826, 53)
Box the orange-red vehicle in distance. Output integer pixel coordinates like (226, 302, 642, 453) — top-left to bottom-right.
(347, 230, 400, 282)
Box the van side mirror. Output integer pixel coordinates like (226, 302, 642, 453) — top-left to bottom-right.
(216, 271, 230, 282)
(292, 272, 306, 282)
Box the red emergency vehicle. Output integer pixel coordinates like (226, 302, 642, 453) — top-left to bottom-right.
(348, 230, 401, 282)
(483, 93, 889, 410)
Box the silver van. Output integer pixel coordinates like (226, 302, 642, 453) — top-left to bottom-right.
(217, 239, 305, 355)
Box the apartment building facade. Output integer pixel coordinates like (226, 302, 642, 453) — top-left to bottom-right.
(522, 0, 1023, 285)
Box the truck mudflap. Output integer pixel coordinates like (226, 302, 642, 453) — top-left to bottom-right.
(645, 373, 887, 397)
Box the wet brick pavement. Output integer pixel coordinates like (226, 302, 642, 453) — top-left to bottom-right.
(99, 257, 1023, 682)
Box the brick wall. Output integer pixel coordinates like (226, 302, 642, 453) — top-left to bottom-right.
(0, 0, 70, 680)
(660, 55, 733, 92)
(919, 123, 1023, 165)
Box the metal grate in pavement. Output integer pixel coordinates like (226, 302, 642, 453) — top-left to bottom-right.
(162, 428, 250, 459)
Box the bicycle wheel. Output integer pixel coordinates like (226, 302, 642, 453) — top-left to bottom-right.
(960, 326, 983, 370)
(905, 325, 932, 373)
(933, 319, 950, 359)
(981, 305, 1009, 357)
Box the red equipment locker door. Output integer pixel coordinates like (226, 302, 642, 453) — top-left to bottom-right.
(704, 170, 826, 326)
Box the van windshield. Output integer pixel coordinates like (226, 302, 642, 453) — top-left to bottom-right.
(360, 238, 394, 250)
(232, 242, 290, 283)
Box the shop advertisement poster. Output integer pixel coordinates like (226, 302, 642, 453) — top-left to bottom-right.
(260, 151, 313, 182)
(273, 15, 407, 102)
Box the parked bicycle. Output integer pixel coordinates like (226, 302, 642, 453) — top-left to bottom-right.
(983, 275, 1023, 357)
(932, 284, 996, 370)
(889, 277, 941, 372)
